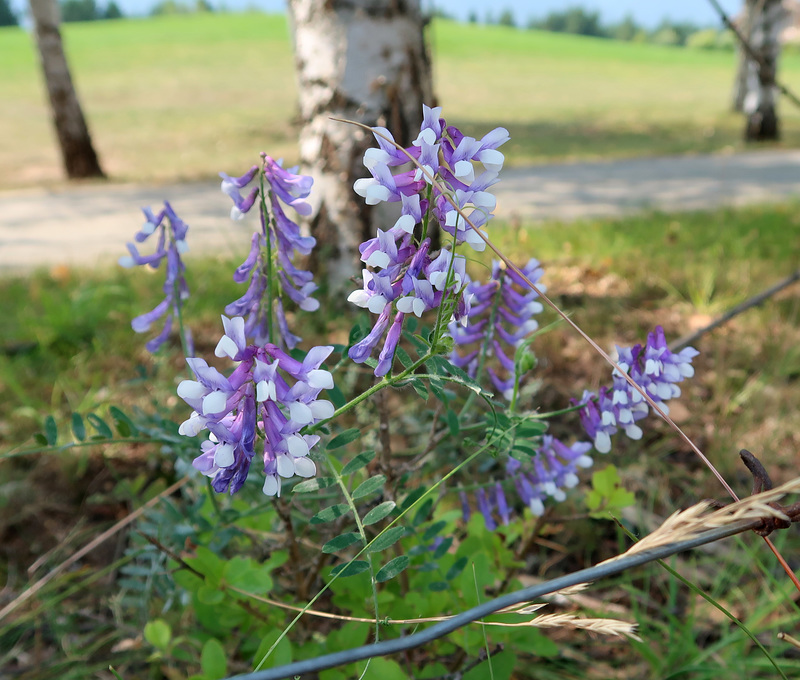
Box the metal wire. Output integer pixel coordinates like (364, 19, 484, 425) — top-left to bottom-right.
(225, 518, 760, 680)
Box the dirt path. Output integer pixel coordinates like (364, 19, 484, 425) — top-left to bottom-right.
(2, 149, 799, 273)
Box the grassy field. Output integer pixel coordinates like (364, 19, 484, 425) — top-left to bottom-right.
(2, 14, 800, 188)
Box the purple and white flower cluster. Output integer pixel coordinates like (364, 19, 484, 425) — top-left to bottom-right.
(575, 326, 699, 454)
(119, 201, 192, 354)
(221, 156, 319, 349)
(462, 436, 594, 527)
(347, 105, 510, 376)
(177, 316, 335, 496)
(450, 259, 545, 400)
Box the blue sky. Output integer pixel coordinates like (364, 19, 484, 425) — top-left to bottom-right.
(11, 0, 742, 29)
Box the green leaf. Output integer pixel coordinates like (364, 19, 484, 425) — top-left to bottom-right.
(395, 346, 413, 368)
(352, 475, 386, 500)
(293, 477, 336, 493)
(328, 428, 361, 450)
(400, 487, 427, 511)
(422, 520, 446, 542)
(330, 560, 371, 577)
(428, 581, 449, 592)
(43, 415, 57, 446)
(432, 536, 453, 559)
(223, 556, 273, 594)
(368, 526, 407, 553)
(34, 433, 47, 446)
(446, 556, 468, 581)
(86, 413, 112, 439)
(463, 649, 516, 680)
(200, 639, 227, 680)
(362, 501, 396, 526)
(408, 378, 429, 400)
(375, 555, 410, 583)
(322, 532, 363, 554)
(197, 585, 225, 604)
(253, 629, 293, 670)
(445, 409, 460, 436)
(71, 413, 86, 441)
(341, 450, 376, 476)
(586, 464, 635, 518)
(109, 406, 136, 437)
(143, 619, 171, 651)
(311, 503, 350, 524)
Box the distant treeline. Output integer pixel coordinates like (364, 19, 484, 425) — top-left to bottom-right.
(0, 0, 219, 25)
(460, 6, 736, 50)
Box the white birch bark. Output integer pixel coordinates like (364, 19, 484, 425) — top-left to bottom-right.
(287, 0, 433, 292)
(742, 0, 788, 140)
(29, 0, 104, 178)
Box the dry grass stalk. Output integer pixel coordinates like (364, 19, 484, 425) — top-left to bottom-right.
(486, 612, 641, 641)
(604, 476, 800, 564)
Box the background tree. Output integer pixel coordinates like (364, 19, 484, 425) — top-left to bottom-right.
(61, 0, 99, 21)
(287, 0, 434, 292)
(741, 0, 788, 140)
(29, 0, 105, 178)
(0, 0, 18, 26)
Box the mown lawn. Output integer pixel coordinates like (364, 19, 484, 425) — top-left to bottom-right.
(2, 14, 800, 187)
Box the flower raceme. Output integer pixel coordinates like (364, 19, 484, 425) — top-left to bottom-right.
(220, 156, 319, 349)
(462, 436, 594, 527)
(450, 259, 546, 401)
(347, 105, 510, 376)
(177, 316, 335, 497)
(575, 326, 699, 454)
(119, 201, 192, 354)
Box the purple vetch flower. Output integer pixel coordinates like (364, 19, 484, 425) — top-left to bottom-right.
(574, 325, 698, 454)
(463, 436, 594, 528)
(220, 155, 318, 349)
(347, 106, 509, 375)
(449, 259, 545, 400)
(177, 316, 335, 496)
(120, 201, 192, 354)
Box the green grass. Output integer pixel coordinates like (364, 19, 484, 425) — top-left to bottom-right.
(2, 15, 800, 188)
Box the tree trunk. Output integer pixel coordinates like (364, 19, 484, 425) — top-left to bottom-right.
(742, 0, 787, 141)
(287, 0, 434, 294)
(29, 0, 105, 179)
(731, 0, 756, 113)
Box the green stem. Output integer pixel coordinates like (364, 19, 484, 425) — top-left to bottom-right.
(326, 454, 382, 659)
(305, 351, 434, 435)
(258, 168, 275, 345)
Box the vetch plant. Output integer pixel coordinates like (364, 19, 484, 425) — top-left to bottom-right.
(57, 103, 794, 680)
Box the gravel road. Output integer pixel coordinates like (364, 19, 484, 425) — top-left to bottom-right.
(1, 148, 799, 272)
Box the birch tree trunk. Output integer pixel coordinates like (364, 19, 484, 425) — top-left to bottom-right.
(742, 0, 787, 141)
(287, 0, 433, 293)
(731, 0, 756, 112)
(29, 0, 105, 179)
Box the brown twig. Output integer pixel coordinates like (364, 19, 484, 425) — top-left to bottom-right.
(670, 268, 800, 351)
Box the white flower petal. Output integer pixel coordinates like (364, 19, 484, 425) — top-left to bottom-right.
(289, 401, 314, 424)
(276, 454, 294, 478)
(202, 390, 227, 414)
(294, 457, 316, 478)
(307, 369, 333, 390)
(215, 335, 239, 359)
(214, 443, 235, 468)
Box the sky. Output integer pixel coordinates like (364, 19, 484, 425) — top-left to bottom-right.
(14, 0, 743, 30)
